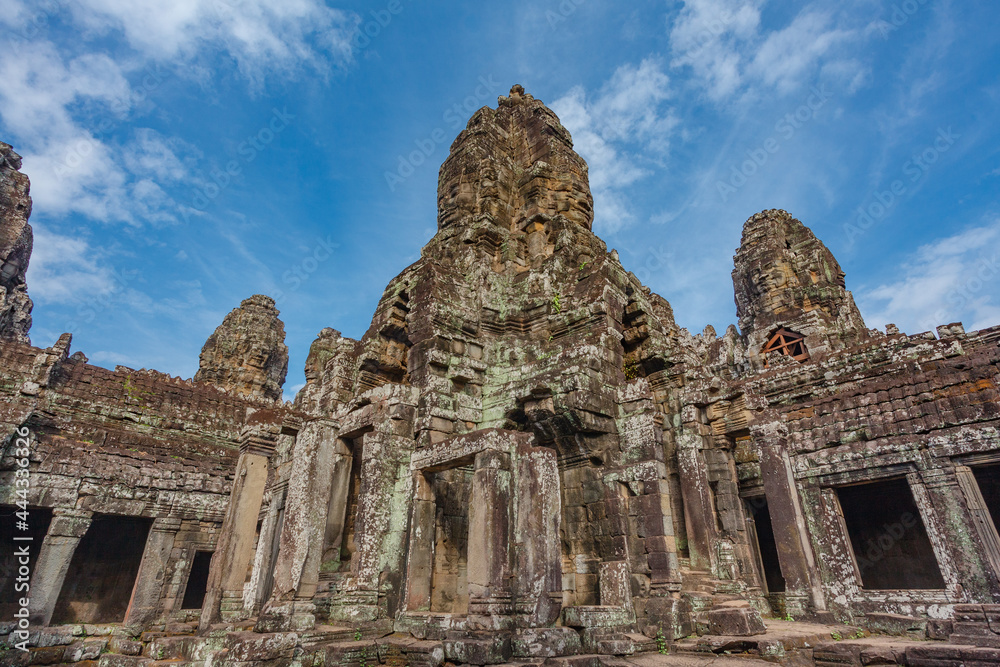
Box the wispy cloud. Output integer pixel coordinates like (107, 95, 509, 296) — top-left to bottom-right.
(856, 219, 1000, 334)
(669, 1, 865, 102)
(28, 226, 118, 305)
(551, 59, 675, 234)
(66, 0, 359, 83)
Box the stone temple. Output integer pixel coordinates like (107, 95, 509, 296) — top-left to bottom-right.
(2, 86, 1000, 666)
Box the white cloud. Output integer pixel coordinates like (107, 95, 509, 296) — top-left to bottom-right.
(669, 0, 762, 100)
(669, 1, 864, 102)
(68, 0, 358, 83)
(0, 0, 359, 227)
(856, 220, 1000, 334)
(27, 226, 119, 305)
(551, 59, 675, 234)
(748, 11, 854, 94)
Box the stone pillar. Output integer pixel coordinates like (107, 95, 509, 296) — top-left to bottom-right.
(247, 482, 286, 614)
(758, 433, 825, 616)
(467, 449, 513, 627)
(402, 473, 436, 612)
(676, 426, 717, 572)
(28, 508, 93, 626)
(911, 470, 976, 599)
(347, 432, 409, 618)
(124, 516, 182, 628)
(513, 442, 562, 627)
(257, 420, 339, 631)
(200, 426, 276, 630)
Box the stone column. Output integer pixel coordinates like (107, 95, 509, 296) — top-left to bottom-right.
(758, 433, 825, 616)
(257, 420, 339, 631)
(124, 516, 182, 628)
(467, 449, 513, 628)
(402, 473, 436, 613)
(200, 426, 276, 630)
(513, 441, 562, 627)
(910, 470, 975, 599)
(676, 426, 717, 572)
(28, 508, 93, 626)
(247, 482, 287, 614)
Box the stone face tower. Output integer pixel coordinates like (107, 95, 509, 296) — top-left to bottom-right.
(732, 209, 868, 367)
(195, 294, 289, 402)
(251, 85, 690, 639)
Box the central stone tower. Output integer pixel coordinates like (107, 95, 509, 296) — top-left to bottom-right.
(244, 85, 694, 646)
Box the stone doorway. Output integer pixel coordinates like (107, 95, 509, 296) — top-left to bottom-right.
(429, 468, 472, 614)
(181, 550, 213, 610)
(404, 467, 472, 615)
(744, 496, 785, 595)
(51, 514, 153, 624)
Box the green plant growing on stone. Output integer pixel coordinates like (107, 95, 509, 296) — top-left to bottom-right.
(579, 261, 588, 270)
(354, 629, 361, 641)
(359, 646, 369, 667)
(552, 293, 562, 313)
(854, 631, 865, 639)
(623, 358, 640, 380)
(656, 628, 668, 654)
(830, 631, 842, 641)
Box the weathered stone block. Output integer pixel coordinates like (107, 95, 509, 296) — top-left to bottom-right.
(704, 602, 766, 637)
(443, 636, 511, 664)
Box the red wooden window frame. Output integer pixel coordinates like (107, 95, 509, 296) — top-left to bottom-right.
(762, 328, 809, 365)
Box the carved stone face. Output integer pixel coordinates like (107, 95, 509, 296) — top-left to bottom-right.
(436, 89, 594, 235)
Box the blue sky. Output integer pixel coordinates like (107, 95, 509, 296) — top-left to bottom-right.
(1, 0, 998, 400)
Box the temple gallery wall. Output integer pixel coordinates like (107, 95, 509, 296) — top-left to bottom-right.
(2, 87, 1000, 666)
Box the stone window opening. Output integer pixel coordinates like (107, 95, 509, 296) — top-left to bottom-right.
(51, 514, 153, 624)
(181, 550, 213, 610)
(835, 478, 945, 590)
(761, 328, 809, 365)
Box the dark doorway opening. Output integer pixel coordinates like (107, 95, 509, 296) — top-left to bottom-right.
(51, 514, 153, 624)
(745, 497, 785, 593)
(0, 506, 52, 616)
(181, 551, 213, 610)
(837, 478, 945, 589)
(972, 464, 1000, 533)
